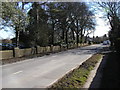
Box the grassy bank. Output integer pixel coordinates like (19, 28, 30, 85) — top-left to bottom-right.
(49, 54, 102, 89)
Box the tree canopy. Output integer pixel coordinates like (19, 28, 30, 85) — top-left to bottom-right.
(98, 2, 120, 52)
(1, 2, 96, 48)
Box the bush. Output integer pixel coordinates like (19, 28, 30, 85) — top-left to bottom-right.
(114, 38, 120, 53)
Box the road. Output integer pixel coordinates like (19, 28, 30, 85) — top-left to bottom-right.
(1, 44, 105, 88)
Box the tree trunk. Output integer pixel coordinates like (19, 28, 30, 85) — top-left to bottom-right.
(65, 30, 68, 49)
(85, 34, 88, 43)
(51, 22, 55, 45)
(72, 30, 75, 40)
(80, 28, 83, 44)
(36, 6, 39, 46)
(62, 29, 65, 40)
(76, 20, 79, 47)
(16, 30, 20, 47)
(76, 33, 79, 47)
(61, 24, 65, 42)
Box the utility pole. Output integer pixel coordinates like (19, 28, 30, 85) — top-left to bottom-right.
(93, 30, 95, 43)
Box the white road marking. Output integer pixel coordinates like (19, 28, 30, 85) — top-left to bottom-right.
(13, 71, 23, 75)
(51, 60, 56, 62)
(52, 55, 56, 57)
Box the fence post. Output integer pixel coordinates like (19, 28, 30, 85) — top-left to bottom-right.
(14, 47, 20, 57)
(35, 45, 38, 54)
(50, 45, 53, 53)
(13, 47, 15, 57)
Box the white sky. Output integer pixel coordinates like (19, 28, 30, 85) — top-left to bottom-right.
(89, 14, 110, 37)
(0, 27, 15, 40)
(88, 2, 110, 37)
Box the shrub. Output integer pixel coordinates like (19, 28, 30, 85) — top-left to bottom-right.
(114, 38, 120, 53)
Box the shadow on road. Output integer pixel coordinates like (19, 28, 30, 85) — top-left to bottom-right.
(89, 52, 120, 89)
(69, 48, 99, 55)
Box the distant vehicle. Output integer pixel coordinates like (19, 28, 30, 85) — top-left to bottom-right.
(1, 43, 14, 50)
(7, 43, 14, 49)
(103, 40, 111, 45)
(0, 43, 31, 50)
(0, 43, 2, 50)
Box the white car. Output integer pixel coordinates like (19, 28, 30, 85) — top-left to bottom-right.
(103, 40, 111, 45)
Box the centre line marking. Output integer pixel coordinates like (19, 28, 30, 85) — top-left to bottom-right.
(13, 71, 23, 75)
(52, 56, 56, 57)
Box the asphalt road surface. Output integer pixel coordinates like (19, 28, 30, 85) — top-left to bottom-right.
(1, 44, 105, 88)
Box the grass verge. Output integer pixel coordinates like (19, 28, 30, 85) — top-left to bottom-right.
(49, 54, 102, 89)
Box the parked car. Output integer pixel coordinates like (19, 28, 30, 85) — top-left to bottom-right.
(0, 42, 31, 50)
(1, 43, 14, 50)
(7, 43, 14, 49)
(0, 43, 2, 50)
(15, 44, 31, 49)
(103, 40, 111, 45)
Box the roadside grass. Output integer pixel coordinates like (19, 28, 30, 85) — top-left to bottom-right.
(49, 54, 102, 89)
(100, 52, 120, 88)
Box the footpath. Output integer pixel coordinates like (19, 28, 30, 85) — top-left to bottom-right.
(84, 51, 120, 89)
